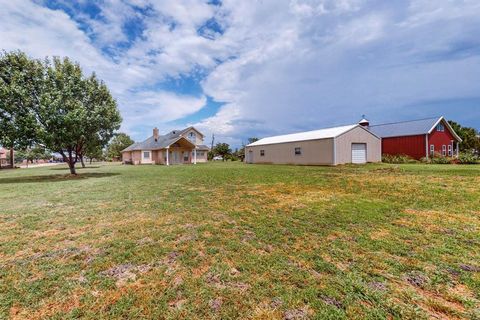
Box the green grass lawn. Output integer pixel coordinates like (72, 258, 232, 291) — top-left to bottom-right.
(0, 162, 479, 319)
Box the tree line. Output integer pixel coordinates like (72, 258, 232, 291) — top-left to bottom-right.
(0, 50, 122, 174)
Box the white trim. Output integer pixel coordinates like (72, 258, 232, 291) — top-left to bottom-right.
(193, 148, 197, 164)
(335, 124, 382, 140)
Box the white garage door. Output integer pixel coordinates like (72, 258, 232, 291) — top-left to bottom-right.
(351, 143, 367, 164)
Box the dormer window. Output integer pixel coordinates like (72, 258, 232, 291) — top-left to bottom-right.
(436, 123, 445, 132)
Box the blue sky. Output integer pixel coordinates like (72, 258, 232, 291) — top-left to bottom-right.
(0, 0, 479, 146)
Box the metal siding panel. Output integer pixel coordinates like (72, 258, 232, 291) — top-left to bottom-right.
(382, 135, 426, 160)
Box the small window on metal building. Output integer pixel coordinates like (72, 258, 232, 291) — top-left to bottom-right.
(430, 145, 435, 156)
(295, 147, 302, 155)
(448, 144, 452, 156)
(442, 145, 447, 156)
(260, 150, 265, 156)
(437, 123, 445, 132)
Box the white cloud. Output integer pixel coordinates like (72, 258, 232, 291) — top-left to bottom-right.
(0, 0, 479, 145)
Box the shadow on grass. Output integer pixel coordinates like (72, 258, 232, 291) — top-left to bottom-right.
(49, 166, 101, 170)
(0, 172, 119, 184)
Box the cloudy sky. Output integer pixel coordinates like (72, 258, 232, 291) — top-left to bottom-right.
(1, 0, 479, 146)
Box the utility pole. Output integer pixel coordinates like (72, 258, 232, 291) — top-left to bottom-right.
(210, 133, 215, 150)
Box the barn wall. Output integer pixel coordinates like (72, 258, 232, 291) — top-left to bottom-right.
(245, 138, 334, 165)
(335, 126, 381, 164)
(382, 135, 426, 160)
(428, 125, 456, 156)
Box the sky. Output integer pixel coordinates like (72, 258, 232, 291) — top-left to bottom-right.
(1, 0, 479, 147)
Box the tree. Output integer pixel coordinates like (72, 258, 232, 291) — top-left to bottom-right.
(0, 51, 43, 167)
(236, 138, 259, 162)
(247, 137, 259, 144)
(36, 57, 121, 174)
(106, 133, 134, 160)
(448, 121, 480, 152)
(213, 142, 231, 161)
(76, 73, 121, 167)
(15, 146, 51, 167)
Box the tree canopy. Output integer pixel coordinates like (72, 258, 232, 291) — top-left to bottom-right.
(106, 133, 134, 160)
(0, 51, 43, 166)
(213, 142, 232, 161)
(448, 120, 480, 152)
(0, 51, 121, 174)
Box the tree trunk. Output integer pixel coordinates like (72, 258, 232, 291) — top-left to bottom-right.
(80, 155, 86, 168)
(61, 150, 77, 175)
(68, 160, 76, 174)
(9, 147, 14, 168)
(89, 157, 93, 164)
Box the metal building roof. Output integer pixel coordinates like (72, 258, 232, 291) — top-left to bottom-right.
(246, 124, 361, 147)
(368, 117, 439, 138)
(368, 116, 461, 141)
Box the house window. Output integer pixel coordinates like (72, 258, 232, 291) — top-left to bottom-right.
(143, 151, 150, 158)
(430, 145, 435, 156)
(437, 123, 445, 132)
(295, 147, 302, 155)
(183, 151, 189, 162)
(188, 132, 196, 142)
(260, 150, 265, 156)
(448, 144, 452, 156)
(442, 145, 447, 156)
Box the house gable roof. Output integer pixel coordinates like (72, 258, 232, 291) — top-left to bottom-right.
(368, 116, 462, 141)
(121, 131, 196, 152)
(246, 124, 371, 147)
(180, 126, 205, 138)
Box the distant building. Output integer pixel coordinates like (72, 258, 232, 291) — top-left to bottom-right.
(0, 147, 7, 167)
(245, 124, 381, 165)
(368, 117, 462, 160)
(121, 127, 209, 165)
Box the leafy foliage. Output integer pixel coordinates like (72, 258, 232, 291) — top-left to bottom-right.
(212, 143, 232, 161)
(15, 146, 52, 164)
(457, 151, 479, 164)
(0, 51, 43, 165)
(0, 51, 121, 174)
(106, 133, 134, 160)
(382, 154, 418, 164)
(448, 120, 480, 152)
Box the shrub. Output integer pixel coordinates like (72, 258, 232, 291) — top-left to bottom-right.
(429, 156, 452, 164)
(382, 154, 418, 164)
(457, 151, 478, 164)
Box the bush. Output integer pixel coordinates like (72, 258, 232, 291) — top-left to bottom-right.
(421, 153, 453, 164)
(457, 151, 478, 164)
(429, 156, 452, 164)
(382, 154, 418, 164)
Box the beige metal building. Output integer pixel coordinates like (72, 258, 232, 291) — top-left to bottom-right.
(245, 124, 381, 165)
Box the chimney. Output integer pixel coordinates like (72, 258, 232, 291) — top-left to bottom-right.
(153, 127, 159, 141)
(358, 115, 369, 127)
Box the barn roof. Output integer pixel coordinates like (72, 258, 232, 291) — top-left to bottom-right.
(368, 116, 462, 141)
(246, 124, 373, 147)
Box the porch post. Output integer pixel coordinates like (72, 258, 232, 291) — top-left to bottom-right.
(166, 146, 170, 166)
(456, 142, 459, 158)
(194, 148, 197, 165)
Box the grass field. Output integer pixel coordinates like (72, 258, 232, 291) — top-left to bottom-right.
(0, 162, 479, 319)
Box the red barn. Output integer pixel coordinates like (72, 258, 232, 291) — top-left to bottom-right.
(365, 117, 462, 160)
